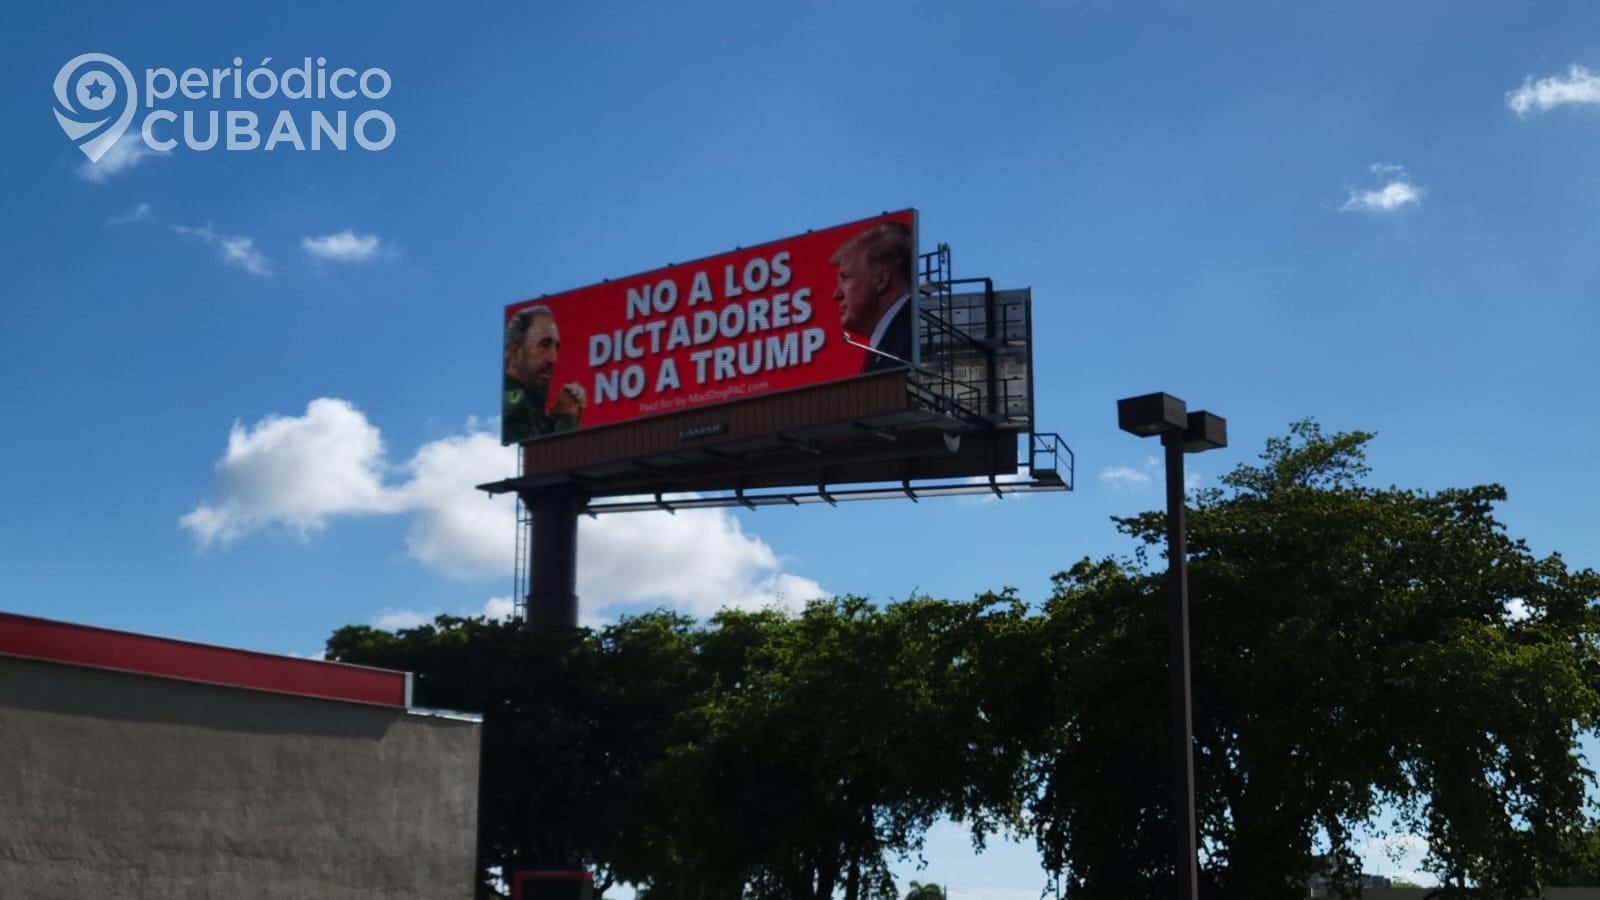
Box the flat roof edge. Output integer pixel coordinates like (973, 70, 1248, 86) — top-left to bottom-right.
(0, 610, 410, 709)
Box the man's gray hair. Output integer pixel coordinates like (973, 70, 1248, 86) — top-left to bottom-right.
(505, 305, 554, 350)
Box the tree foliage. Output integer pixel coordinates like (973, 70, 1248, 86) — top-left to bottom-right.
(1031, 421, 1600, 899)
(328, 595, 1035, 898)
(328, 422, 1600, 899)
(328, 611, 707, 896)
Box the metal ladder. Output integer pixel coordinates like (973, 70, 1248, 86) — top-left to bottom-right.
(511, 451, 530, 622)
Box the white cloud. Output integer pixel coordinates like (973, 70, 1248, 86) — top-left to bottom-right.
(579, 508, 827, 617)
(183, 400, 826, 620)
(1353, 832, 1437, 888)
(171, 223, 272, 276)
(367, 598, 514, 632)
(301, 230, 388, 263)
(1099, 464, 1152, 489)
(372, 608, 433, 630)
(948, 890, 1046, 900)
(180, 398, 397, 544)
(1507, 64, 1600, 116)
(482, 597, 516, 620)
(78, 133, 162, 183)
(1341, 163, 1423, 214)
(107, 202, 154, 226)
(1098, 458, 1205, 495)
(1342, 182, 1422, 213)
(1504, 597, 1531, 622)
(111, 208, 269, 276)
(954, 473, 1036, 506)
(388, 430, 518, 578)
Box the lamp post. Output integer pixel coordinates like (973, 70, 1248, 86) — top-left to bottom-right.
(1116, 392, 1227, 900)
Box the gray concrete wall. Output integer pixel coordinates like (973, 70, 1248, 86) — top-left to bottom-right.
(0, 654, 480, 900)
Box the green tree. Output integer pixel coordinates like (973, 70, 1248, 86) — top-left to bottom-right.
(326, 611, 707, 898)
(1549, 825, 1600, 887)
(904, 881, 946, 899)
(328, 597, 1032, 899)
(1026, 422, 1600, 899)
(641, 595, 1036, 899)
(325, 422, 1599, 900)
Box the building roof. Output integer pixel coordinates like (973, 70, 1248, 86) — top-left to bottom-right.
(0, 611, 410, 708)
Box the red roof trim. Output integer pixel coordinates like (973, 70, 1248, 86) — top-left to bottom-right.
(0, 611, 408, 708)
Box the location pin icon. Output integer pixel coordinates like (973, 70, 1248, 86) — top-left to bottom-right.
(53, 53, 138, 164)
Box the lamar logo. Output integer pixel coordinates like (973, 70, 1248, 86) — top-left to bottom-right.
(53, 53, 137, 163)
(678, 423, 727, 441)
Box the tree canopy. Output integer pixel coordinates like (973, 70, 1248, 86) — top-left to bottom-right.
(1031, 421, 1600, 898)
(327, 422, 1600, 899)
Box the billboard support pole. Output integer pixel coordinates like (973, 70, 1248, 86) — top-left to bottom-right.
(522, 487, 583, 629)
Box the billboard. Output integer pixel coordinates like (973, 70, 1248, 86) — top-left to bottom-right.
(502, 210, 918, 445)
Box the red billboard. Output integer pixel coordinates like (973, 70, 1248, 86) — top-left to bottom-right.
(502, 210, 918, 444)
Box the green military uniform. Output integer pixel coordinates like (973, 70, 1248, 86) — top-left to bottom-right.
(503, 374, 580, 444)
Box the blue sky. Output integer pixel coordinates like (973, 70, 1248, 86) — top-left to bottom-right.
(6, 1, 1600, 894)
